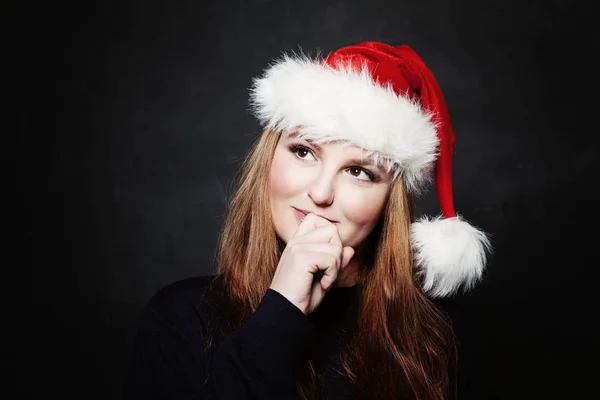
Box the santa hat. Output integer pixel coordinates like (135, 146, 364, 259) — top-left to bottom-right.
(249, 41, 491, 298)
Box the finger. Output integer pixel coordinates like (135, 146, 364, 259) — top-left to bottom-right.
(341, 246, 355, 269)
(293, 223, 341, 245)
(302, 250, 339, 280)
(315, 253, 341, 291)
(327, 225, 342, 246)
(321, 247, 354, 291)
(291, 242, 344, 258)
(294, 213, 332, 237)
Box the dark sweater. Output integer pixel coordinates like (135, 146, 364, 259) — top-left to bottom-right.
(123, 275, 490, 399)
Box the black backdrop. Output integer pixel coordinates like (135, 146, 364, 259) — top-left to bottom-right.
(10, 0, 599, 399)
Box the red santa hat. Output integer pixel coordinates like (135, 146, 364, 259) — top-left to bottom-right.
(250, 41, 492, 298)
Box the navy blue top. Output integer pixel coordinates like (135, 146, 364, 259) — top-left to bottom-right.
(123, 275, 490, 399)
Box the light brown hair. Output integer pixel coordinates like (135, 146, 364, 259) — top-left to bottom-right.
(214, 129, 456, 399)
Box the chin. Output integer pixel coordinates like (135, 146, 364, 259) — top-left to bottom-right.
(281, 224, 297, 244)
(272, 219, 294, 245)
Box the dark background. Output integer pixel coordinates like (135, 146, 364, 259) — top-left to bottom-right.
(8, 0, 598, 398)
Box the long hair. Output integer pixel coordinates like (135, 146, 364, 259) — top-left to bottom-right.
(214, 129, 456, 399)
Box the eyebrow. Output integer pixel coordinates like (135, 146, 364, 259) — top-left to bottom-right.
(348, 157, 378, 168)
(287, 133, 387, 173)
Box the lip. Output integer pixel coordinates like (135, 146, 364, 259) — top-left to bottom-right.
(292, 207, 337, 224)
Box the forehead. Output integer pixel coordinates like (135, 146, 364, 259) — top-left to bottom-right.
(281, 131, 395, 172)
(283, 131, 370, 157)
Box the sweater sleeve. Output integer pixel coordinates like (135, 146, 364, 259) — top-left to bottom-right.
(123, 281, 313, 400)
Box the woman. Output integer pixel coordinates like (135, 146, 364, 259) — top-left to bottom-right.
(124, 41, 492, 399)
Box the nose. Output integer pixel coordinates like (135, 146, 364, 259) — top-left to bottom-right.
(307, 172, 335, 207)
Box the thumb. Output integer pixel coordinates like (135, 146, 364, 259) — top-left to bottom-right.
(341, 246, 355, 268)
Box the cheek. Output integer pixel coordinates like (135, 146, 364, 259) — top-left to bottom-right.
(346, 194, 387, 223)
(340, 187, 388, 240)
(269, 150, 296, 200)
(269, 148, 308, 243)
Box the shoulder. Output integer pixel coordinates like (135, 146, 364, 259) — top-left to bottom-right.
(125, 276, 227, 398)
(142, 275, 223, 326)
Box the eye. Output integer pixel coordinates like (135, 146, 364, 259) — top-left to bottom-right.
(288, 144, 316, 161)
(347, 167, 376, 182)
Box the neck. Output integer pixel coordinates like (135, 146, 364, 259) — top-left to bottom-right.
(333, 249, 366, 288)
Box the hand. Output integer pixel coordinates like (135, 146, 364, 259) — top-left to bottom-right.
(269, 213, 355, 314)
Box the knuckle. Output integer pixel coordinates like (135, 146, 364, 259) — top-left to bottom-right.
(289, 243, 301, 255)
(304, 213, 317, 222)
(328, 254, 339, 268)
(328, 225, 340, 238)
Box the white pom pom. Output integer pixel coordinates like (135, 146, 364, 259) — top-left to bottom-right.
(410, 214, 492, 298)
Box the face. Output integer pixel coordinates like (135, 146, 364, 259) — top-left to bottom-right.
(269, 132, 393, 250)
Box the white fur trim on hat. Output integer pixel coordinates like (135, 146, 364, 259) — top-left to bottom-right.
(411, 215, 492, 298)
(250, 54, 439, 193)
